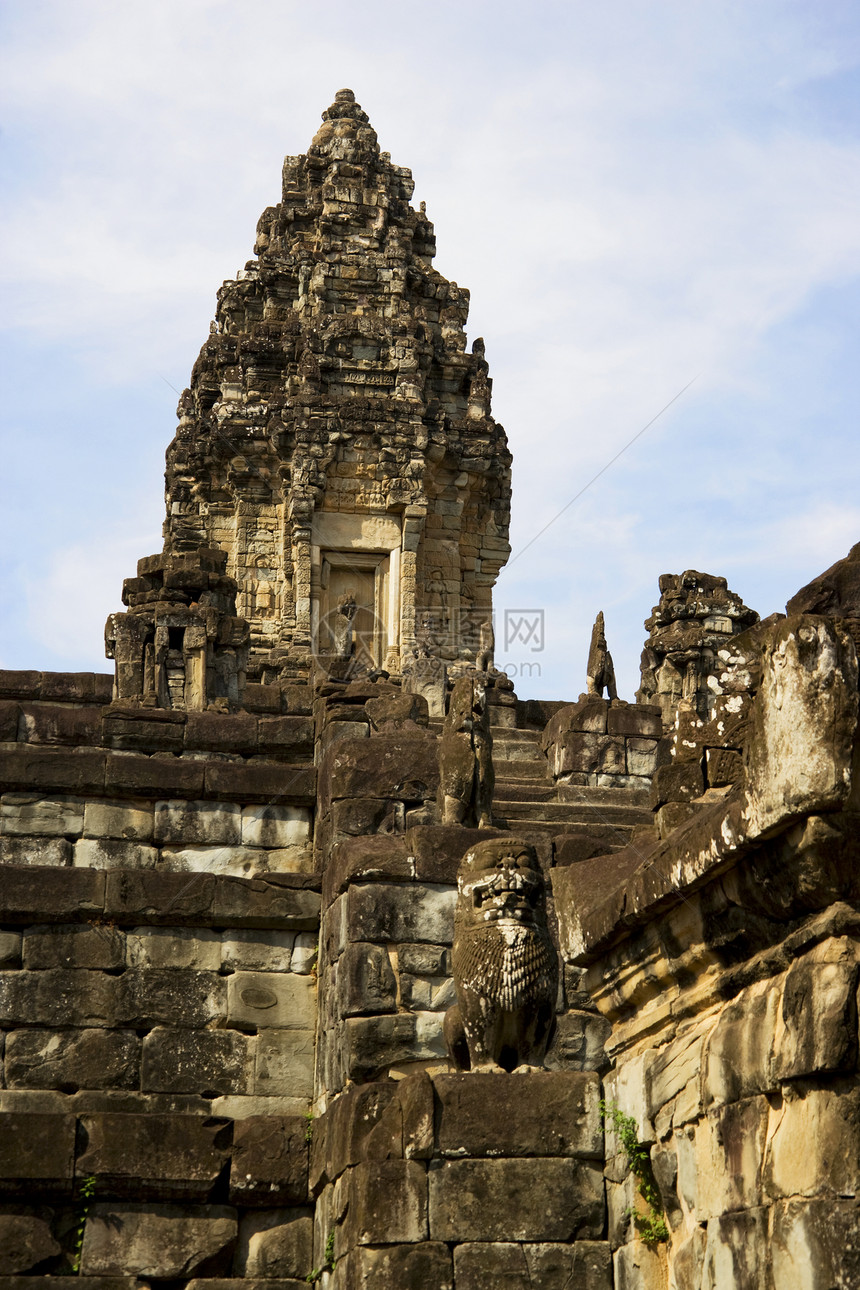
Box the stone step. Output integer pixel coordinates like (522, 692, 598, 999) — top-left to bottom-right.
(498, 799, 652, 827)
(557, 784, 651, 809)
(490, 816, 636, 843)
(492, 782, 557, 804)
(493, 758, 549, 781)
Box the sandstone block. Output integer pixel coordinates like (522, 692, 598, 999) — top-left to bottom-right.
(291, 931, 318, 972)
(142, 1027, 253, 1095)
(398, 942, 448, 975)
(695, 1096, 768, 1218)
(222, 929, 295, 972)
(0, 1112, 75, 1192)
(256, 716, 314, 756)
(0, 865, 105, 922)
(345, 882, 455, 945)
(428, 1158, 604, 1242)
(80, 1203, 237, 1277)
(0, 1214, 62, 1274)
(764, 1083, 860, 1199)
(104, 869, 215, 924)
(770, 1197, 860, 1290)
(705, 746, 743, 787)
(0, 836, 72, 866)
(105, 753, 204, 799)
(454, 1241, 612, 1290)
(341, 1242, 453, 1290)
(545, 1011, 611, 1072)
(337, 941, 397, 1016)
(77, 1111, 232, 1199)
(74, 838, 158, 869)
(241, 804, 311, 848)
(0, 930, 22, 966)
(612, 1239, 665, 1290)
(254, 1029, 315, 1099)
(157, 844, 266, 877)
(5, 1028, 139, 1091)
(0, 968, 118, 1029)
(435, 1072, 603, 1158)
(701, 1207, 767, 1290)
(347, 1159, 428, 1245)
(701, 979, 779, 1106)
(184, 709, 259, 753)
(626, 737, 659, 776)
(774, 954, 858, 1080)
(203, 760, 315, 804)
(608, 706, 662, 738)
(404, 824, 508, 884)
(82, 799, 153, 846)
(235, 1208, 313, 1278)
(343, 1012, 446, 1081)
(154, 799, 241, 846)
(227, 971, 315, 1031)
(326, 734, 438, 801)
(211, 875, 320, 930)
(125, 926, 221, 970)
(230, 1115, 309, 1205)
(399, 973, 455, 1011)
(23, 924, 124, 970)
(650, 762, 704, 808)
(1, 794, 84, 837)
(116, 968, 226, 1029)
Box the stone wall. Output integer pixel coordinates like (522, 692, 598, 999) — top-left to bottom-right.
(556, 614, 860, 1289)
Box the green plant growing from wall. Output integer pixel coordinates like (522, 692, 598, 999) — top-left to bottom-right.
(306, 1229, 335, 1283)
(304, 1109, 314, 1143)
(599, 1101, 669, 1245)
(70, 1174, 97, 1273)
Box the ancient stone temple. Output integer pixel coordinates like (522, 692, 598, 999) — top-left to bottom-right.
(1, 92, 859, 1290)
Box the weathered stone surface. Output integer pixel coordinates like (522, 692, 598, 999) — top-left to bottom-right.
(0, 1214, 62, 1274)
(404, 824, 509, 884)
(1, 794, 85, 836)
(773, 950, 858, 1080)
(22, 924, 124, 970)
(701, 979, 778, 1106)
(125, 926, 221, 969)
(347, 1159, 428, 1245)
(613, 1238, 665, 1290)
(327, 735, 439, 801)
(0, 866, 106, 923)
(695, 1096, 768, 1218)
(341, 1242, 453, 1290)
(343, 1012, 446, 1080)
(77, 1112, 232, 1198)
(324, 835, 412, 901)
(454, 1241, 612, 1290)
(141, 1027, 253, 1095)
(435, 1072, 602, 1158)
(744, 615, 858, 836)
(74, 837, 158, 869)
(254, 1029, 315, 1099)
(337, 941, 397, 1016)
(0, 930, 22, 966)
(80, 1203, 237, 1277)
(428, 1158, 604, 1241)
(241, 804, 311, 848)
(346, 882, 455, 944)
(770, 1197, 860, 1290)
(222, 929, 294, 971)
(0, 836, 72, 866)
(154, 799, 242, 846)
(230, 1115, 309, 1204)
(235, 1208, 313, 1278)
(116, 968, 226, 1028)
(5, 1028, 139, 1091)
(650, 762, 704, 809)
(82, 799, 154, 841)
(701, 1207, 768, 1290)
(227, 971, 315, 1030)
(0, 969, 118, 1029)
(0, 1112, 75, 1191)
(764, 1082, 860, 1199)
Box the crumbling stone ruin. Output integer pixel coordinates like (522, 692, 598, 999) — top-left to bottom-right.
(1, 90, 858, 1290)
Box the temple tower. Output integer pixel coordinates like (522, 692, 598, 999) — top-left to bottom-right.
(151, 88, 511, 687)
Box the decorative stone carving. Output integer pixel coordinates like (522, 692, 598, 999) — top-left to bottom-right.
(438, 675, 494, 828)
(475, 620, 495, 673)
(637, 570, 758, 728)
(586, 611, 617, 700)
(331, 593, 357, 659)
(444, 838, 558, 1071)
(105, 547, 249, 710)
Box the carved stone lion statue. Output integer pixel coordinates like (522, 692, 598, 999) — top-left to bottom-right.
(444, 838, 558, 1072)
(437, 674, 494, 829)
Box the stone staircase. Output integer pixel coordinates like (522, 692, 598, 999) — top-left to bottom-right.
(491, 727, 652, 852)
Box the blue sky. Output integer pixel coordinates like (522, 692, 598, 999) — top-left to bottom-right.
(2, 0, 860, 698)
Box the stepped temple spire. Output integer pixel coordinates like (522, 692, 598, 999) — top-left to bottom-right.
(122, 88, 512, 693)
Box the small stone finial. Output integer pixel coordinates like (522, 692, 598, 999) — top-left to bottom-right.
(335, 88, 355, 102)
(586, 610, 617, 700)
